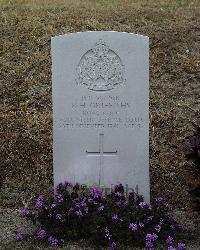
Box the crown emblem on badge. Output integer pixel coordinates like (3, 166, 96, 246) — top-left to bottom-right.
(76, 39, 126, 91)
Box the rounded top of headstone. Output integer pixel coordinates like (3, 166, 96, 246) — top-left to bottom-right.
(51, 31, 149, 41)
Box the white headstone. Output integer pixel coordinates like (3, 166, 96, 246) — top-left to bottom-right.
(52, 31, 149, 201)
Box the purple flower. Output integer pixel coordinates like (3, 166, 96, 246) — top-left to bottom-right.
(147, 216, 154, 222)
(139, 201, 146, 209)
(155, 224, 161, 232)
(16, 232, 23, 241)
(159, 218, 164, 225)
(87, 198, 93, 203)
(105, 227, 112, 240)
(37, 229, 46, 240)
(148, 204, 153, 210)
(146, 234, 158, 250)
(129, 223, 137, 232)
(152, 233, 158, 241)
(50, 202, 57, 209)
(170, 224, 175, 230)
(35, 195, 44, 209)
(116, 200, 122, 207)
(146, 240, 153, 249)
(177, 242, 186, 250)
(90, 187, 104, 199)
(75, 199, 87, 209)
(105, 227, 109, 234)
(97, 204, 105, 212)
(139, 222, 144, 228)
(93, 201, 98, 206)
(146, 233, 158, 242)
(19, 208, 29, 217)
(54, 194, 64, 203)
(76, 210, 83, 219)
(123, 200, 128, 206)
(84, 207, 89, 214)
(168, 247, 176, 250)
(166, 236, 174, 245)
(109, 241, 116, 250)
(80, 198, 87, 207)
(56, 213, 62, 221)
(68, 208, 74, 215)
(114, 191, 122, 197)
(114, 183, 124, 193)
(116, 199, 128, 207)
(155, 197, 164, 203)
(146, 234, 157, 250)
(48, 236, 58, 247)
(112, 214, 118, 221)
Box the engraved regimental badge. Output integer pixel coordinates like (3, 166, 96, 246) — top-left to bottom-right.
(76, 39, 126, 91)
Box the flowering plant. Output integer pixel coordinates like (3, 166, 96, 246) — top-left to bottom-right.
(17, 182, 186, 249)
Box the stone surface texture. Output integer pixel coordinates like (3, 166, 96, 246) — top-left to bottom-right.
(52, 31, 149, 200)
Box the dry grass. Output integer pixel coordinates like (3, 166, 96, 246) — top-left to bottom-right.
(0, 0, 200, 213)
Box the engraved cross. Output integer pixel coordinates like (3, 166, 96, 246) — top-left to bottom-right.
(86, 133, 117, 185)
